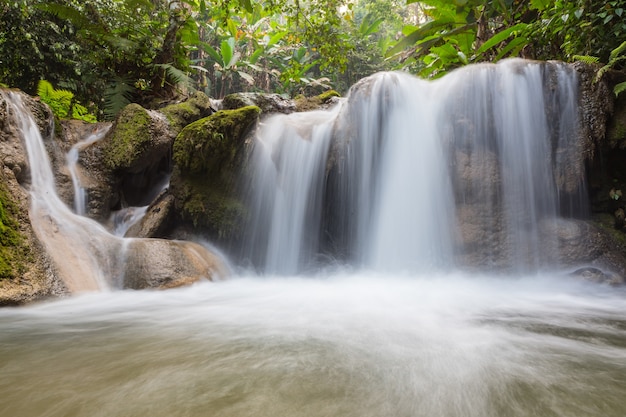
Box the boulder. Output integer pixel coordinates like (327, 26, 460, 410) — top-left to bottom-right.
(170, 105, 260, 241)
(160, 91, 215, 134)
(125, 192, 175, 238)
(123, 239, 227, 289)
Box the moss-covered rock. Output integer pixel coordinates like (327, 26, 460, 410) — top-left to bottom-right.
(295, 90, 341, 112)
(160, 91, 214, 134)
(173, 106, 260, 175)
(171, 106, 260, 240)
(0, 175, 27, 280)
(103, 104, 153, 172)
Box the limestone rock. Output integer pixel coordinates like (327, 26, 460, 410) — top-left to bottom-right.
(125, 192, 175, 238)
(0, 90, 69, 305)
(123, 239, 227, 289)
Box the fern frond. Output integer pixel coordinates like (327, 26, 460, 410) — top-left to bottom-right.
(614, 81, 626, 97)
(37, 80, 55, 102)
(37, 80, 73, 118)
(153, 63, 195, 91)
(572, 55, 600, 64)
(104, 78, 135, 120)
(609, 41, 626, 63)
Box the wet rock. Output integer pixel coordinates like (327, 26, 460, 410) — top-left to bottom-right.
(569, 267, 623, 286)
(0, 90, 69, 305)
(125, 192, 175, 238)
(294, 90, 341, 112)
(123, 239, 227, 289)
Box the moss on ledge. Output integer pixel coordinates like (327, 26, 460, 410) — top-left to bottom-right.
(295, 90, 340, 112)
(103, 103, 152, 171)
(173, 105, 260, 175)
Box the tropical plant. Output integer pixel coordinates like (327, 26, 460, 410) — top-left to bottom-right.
(37, 80, 96, 122)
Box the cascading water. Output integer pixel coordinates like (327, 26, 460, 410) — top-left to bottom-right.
(2, 60, 625, 417)
(242, 59, 584, 274)
(66, 125, 110, 215)
(5, 92, 123, 291)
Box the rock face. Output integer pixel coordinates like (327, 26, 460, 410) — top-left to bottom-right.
(0, 91, 68, 305)
(122, 239, 228, 289)
(222, 92, 296, 114)
(170, 105, 260, 241)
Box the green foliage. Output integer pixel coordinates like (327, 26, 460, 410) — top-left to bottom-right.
(37, 80, 96, 122)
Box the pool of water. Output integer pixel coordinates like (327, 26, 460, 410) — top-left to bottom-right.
(1, 272, 625, 417)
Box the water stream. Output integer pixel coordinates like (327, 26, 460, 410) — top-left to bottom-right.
(1, 60, 625, 416)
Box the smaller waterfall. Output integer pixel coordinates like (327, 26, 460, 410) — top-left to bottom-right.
(243, 108, 340, 274)
(5, 92, 123, 291)
(66, 125, 110, 215)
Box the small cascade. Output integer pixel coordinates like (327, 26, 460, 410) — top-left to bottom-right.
(66, 125, 110, 215)
(110, 206, 149, 237)
(5, 92, 123, 291)
(243, 59, 585, 275)
(243, 108, 340, 274)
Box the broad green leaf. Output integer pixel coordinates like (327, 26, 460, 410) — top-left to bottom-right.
(386, 17, 456, 58)
(249, 47, 264, 65)
(202, 42, 223, 65)
(267, 31, 287, 48)
(476, 23, 527, 54)
(239, 0, 253, 13)
(221, 38, 235, 67)
(494, 36, 527, 61)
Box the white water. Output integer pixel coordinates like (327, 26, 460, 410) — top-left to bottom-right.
(6, 92, 122, 291)
(1, 274, 625, 416)
(66, 125, 110, 215)
(242, 59, 583, 274)
(1, 60, 624, 416)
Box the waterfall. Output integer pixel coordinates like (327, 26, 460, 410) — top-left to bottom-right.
(66, 125, 110, 215)
(243, 59, 584, 274)
(4, 92, 124, 291)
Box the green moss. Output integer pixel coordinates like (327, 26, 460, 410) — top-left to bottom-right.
(171, 105, 259, 240)
(177, 175, 246, 239)
(160, 92, 213, 134)
(0, 180, 26, 280)
(103, 104, 152, 171)
(173, 105, 260, 176)
(295, 90, 340, 112)
(317, 89, 340, 102)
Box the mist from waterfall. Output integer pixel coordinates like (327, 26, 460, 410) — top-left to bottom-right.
(242, 59, 584, 275)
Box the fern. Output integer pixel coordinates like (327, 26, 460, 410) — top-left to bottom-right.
(37, 80, 96, 122)
(104, 78, 135, 120)
(614, 81, 626, 98)
(153, 63, 196, 92)
(572, 55, 600, 64)
(37, 80, 73, 118)
(595, 41, 626, 83)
